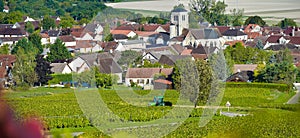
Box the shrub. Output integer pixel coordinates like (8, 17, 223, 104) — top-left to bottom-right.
(226, 82, 290, 92)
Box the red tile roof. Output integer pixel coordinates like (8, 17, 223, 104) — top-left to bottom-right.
(161, 23, 170, 32)
(214, 26, 230, 34)
(142, 24, 160, 32)
(247, 32, 261, 39)
(75, 40, 93, 48)
(191, 54, 208, 60)
(0, 28, 26, 35)
(135, 31, 158, 37)
(59, 35, 75, 42)
(111, 30, 133, 36)
(289, 36, 300, 45)
(225, 40, 245, 46)
(180, 49, 192, 55)
(126, 68, 173, 78)
(233, 64, 258, 73)
(0, 55, 16, 78)
(101, 42, 118, 51)
(266, 35, 283, 43)
(40, 33, 49, 38)
(154, 79, 172, 85)
(244, 24, 260, 33)
(114, 24, 136, 31)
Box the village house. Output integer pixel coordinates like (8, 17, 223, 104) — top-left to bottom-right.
(233, 64, 258, 73)
(102, 41, 119, 53)
(158, 55, 192, 66)
(40, 33, 50, 45)
(0, 27, 27, 38)
(111, 30, 137, 38)
(288, 36, 300, 47)
(3, 5, 9, 13)
(244, 24, 262, 41)
(116, 40, 146, 52)
(142, 51, 164, 63)
(222, 28, 248, 42)
(226, 71, 254, 82)
(0, 27, 27, 46)
(98, 57, 123, 84)
(41, 30, 61, 44)
(135, 31, 158, 44)
(75, 40, 103, 53)
(125, 68, 173, 89)
(182, 28, 224, 49)
(50, 63, 73, 74)
(264, 35, 289, 49)
(226, 64, 258, 82)
(59, 35, 76, 47)
(113, 34, 129, 42)
(263, 26, 282, 36)
(0, 55, 16, 88)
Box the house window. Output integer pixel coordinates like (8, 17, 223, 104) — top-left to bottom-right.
(141, 79, 144, 84)
(174, 15, 179, 21)
(182, 15, 185, 21)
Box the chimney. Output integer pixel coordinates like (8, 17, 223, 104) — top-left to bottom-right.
(292, 26, 295, 36)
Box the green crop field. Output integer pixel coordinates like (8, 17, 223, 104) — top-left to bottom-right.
(3, 83, 300, 137)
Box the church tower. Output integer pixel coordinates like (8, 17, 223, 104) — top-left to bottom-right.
(170, 7, 189, 38)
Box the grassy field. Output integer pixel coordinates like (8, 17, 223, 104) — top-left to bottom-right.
(106, 0, 300, 24)
(118, 8, 168, 17)
(2, 84, 300, 137)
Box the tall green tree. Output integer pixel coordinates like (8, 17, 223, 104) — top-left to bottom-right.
(230, 8, 244, 26)
(172, 58, 200, 107)
(47, 39, 72, 62)
(102, 23, 110, 42)
(255, 49, 297, 85)
(173, 58, 213, 107)
(208, 1, 228, 25)
(4, 11, 23, 24)
(42, 15, 56, 30)
(0, 44, 10, 55)
(35, 55, 52, 86)
(13, 48, 38, 88)
(104, 33, 114, 42)
(277, 18, 297, 29)
(28, 32, 43, 54)
(244, 16, 266, 26)
(25, 21, 35, 34)
(209, 51, 230, 80)
(189, 0, 212, 23)
(255, 39, 264, 50)
(0, 0, 4, 11)
(11, 38, 37, 55)
(117, 50, 141, 67)
(189, 0, 228, 25)
(225, 42, 272, 64)
(59, 15, 76, 29)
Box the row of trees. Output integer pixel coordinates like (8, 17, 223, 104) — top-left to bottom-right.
(172, 58, 221, 107)
(189, 0, 298, 27)
(9, 32, 72, 89)
(224, 42, 273, 64)
(171, 47, 298, 107)
(224, 42, 298, 86)
(254, 49, 298, 85)
(71, 67, 118, 88)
